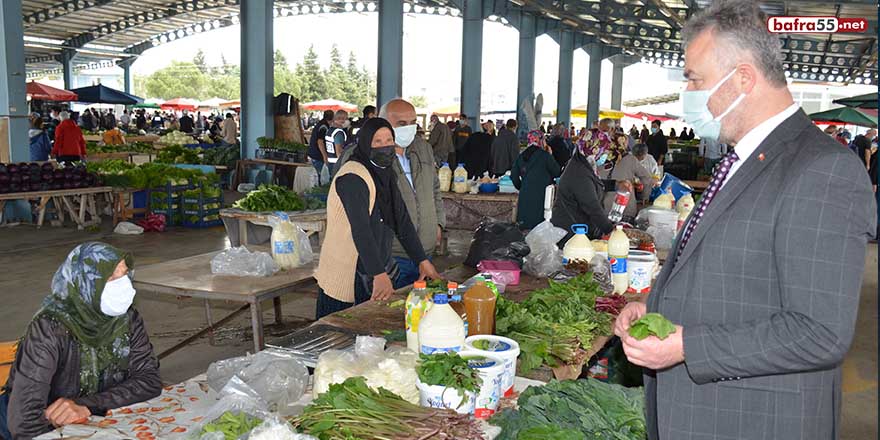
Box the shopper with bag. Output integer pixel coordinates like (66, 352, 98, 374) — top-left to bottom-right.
(314, 118, 442, 319)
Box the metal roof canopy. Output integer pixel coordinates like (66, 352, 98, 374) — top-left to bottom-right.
(20, 0, 878, 85)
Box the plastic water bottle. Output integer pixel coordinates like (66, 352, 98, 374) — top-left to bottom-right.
(419, 294, 466, 355)
(453, 164, 469, 193)
(608, 225, 630, 294)
(608, 190, 631, 223)
(438, 163, 452, 192)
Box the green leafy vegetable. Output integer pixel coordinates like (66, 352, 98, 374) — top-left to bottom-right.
(628, 313, 676, 340)
(495, 273, 614, 374)
(416, 353, 482, 407)
(293, 376, 483, 440)
(199, 410, 263, 440)
(490, 379, 646, 440)
(232, 184, 305, 212)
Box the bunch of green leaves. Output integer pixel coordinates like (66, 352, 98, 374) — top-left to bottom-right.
(416, 353, 482, 407)
(495, 273, 614, 374)
(628, 313, 676, 340)
(490, 379, 646, 440)
(425, 278, 449, 295)
(256, 136, 308, 152)
(305, 184, 331, 195)
(155, 144, 202, 164)
(201, 145, 240, 166)
(200, 411, 263, 440)
(293, 376, 484, 440)
(233, 184, 305, 212)
(303, 196, 326, 210)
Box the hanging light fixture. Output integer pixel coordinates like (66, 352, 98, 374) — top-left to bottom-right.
(403, 3, 412, 12)
(367, 2, 376, 11)
(355, 2, 365, 11)
(345, 2, 353, 11)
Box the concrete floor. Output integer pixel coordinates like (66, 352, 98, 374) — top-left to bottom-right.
(0, 222, 876, 439)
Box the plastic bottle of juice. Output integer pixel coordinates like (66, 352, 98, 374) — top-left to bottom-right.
(608, 225, 630, 294)
(453, 164, 469, 194)
(406, 281, 433, 352)
(562, 224, 595, 264)
(438, 163, 452, 192)
(447, 282, 469, 335)
(419, 294, 466, 354)
(464, 281, 496, 336)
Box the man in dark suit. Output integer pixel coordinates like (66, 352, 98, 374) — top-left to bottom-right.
(646, 119, 668, 164)
(613, 1, 876, 439)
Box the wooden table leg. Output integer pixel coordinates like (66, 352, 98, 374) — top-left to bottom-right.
(250, 300, 264, 353)
(36, 196, 50, 227)
(273, 297, 283, 324)
(0, 200, 5, 223)
(204, 299, 216, 345)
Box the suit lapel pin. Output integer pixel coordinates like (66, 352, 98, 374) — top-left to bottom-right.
(758, 153, 765, 161)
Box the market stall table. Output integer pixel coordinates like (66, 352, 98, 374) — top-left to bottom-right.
(219, 208, 327, 247)
(317, 265, 611, 382)
(682, 179, 709, 194)
(0, 186, 111, 228)
(132, 249, 317, 356)
(442, 192, 519, 231)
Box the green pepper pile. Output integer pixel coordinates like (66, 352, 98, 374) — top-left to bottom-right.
(199, 411, 263, 440)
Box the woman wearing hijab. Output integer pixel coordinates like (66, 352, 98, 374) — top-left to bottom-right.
(1, 243, 161, 439)
(551, 130, 618, 245)
(510, 130, 562, 229)
(314, 118, 442, 319)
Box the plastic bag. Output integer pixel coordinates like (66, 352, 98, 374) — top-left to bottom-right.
(463, 219, 529, 267)
(207, 350, 309, 415)
(649, 172, 693, 202)
(247, 418, 318, 440)
(590, 254, 614, 295)
(192, 394, 271, 440)
(523, 220, 567, 277)
(267, 212, 314, 270)
(211, 247, 278, 277)
(113, 221, 144, 235)
(636, 207, 677, 251)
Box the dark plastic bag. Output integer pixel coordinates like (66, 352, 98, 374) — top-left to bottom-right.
(463, 219, 530, 268)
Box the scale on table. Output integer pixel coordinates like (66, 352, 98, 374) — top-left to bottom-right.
(266, 324, 358, 368)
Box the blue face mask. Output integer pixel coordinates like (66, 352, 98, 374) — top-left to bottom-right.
(650, 127, 658, 134)
(681, 69, 746, 141)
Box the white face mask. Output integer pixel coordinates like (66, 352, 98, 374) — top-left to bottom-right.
(394, 124, 418, 148)
(681, 69, 745, 141)
(100, 276, 137, 317)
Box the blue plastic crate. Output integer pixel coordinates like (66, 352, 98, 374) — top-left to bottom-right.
(132, 190, 148, 209)
(182, 218, 223, 228)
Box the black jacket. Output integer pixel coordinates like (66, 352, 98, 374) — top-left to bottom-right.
(647, 132, 668, 162)
(551, 153, 614, 243)
(548, 135, 572, 170)
(3, 309, 161, 439)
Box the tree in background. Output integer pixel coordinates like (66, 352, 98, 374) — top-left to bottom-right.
(137, 45, 376, 106)
(408, 95, 428, 109)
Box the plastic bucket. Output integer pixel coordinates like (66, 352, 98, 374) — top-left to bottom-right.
(416, 379, 476, 414)
(464, 335, 520, 397)
(627, 250, 656, 294)
(459, 350, 506, 419)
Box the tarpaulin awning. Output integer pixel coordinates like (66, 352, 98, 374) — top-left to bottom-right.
(564, 107, 626, 120)
(622, 112, 677, 122)
(26, 81, 77, 101)
(161, 98, 199, 111)
(198, 97, 227, 108)
(70, 84, 141, 105)
(301, 99, 358, 113)
(133, 102, 160, 109)
(219, 100, 240, 109)
(809, 107, 877, 128)
(832, 93, 878, 110)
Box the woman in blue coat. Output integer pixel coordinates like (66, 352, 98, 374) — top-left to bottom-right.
(29, 119, 52, 161)
(510, 130, 562, 229)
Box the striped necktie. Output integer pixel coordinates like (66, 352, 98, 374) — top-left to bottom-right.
(677, 150, 740, 258)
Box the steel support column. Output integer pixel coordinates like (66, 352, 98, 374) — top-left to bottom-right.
(377, 0, 404, 107)
(460, 0, 483, 131)
(240, 0, 273, 159)
(0, 0, 28, 162)
(610, 62, 625, 110)
(586, 44, 604, 128)
(516, 14, 536, 137)
(556, 30, 574, 131)
(118, 58, 134, 95)
(58, 49, 76, 90)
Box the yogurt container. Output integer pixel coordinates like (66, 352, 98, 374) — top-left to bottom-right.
(464, 335, 520, 397)
(416, 379, 476, 415)
(459, 350, 506, 419)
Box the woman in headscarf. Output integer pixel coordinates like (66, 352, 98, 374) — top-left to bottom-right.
(314, 118, 441, 319)
(510, 130, 562, 230)
(551, 130, 618, 245)
(1, 243, 161, 439)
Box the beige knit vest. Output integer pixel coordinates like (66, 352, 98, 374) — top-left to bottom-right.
(314, 160, 376, 302)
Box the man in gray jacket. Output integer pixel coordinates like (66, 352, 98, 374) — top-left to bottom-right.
(490, 119, 520, 176)
(338, 99, 446, 288)
(613, 1, 876, 439)
(428, 114, 454, 167)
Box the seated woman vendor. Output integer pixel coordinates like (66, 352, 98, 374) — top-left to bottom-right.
(0, 242, 161, 439)
(551, 131, 632, 245)
(314, 117, 442, 319)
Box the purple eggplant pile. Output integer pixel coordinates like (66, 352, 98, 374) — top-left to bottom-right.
(0, 162, 100, 194)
